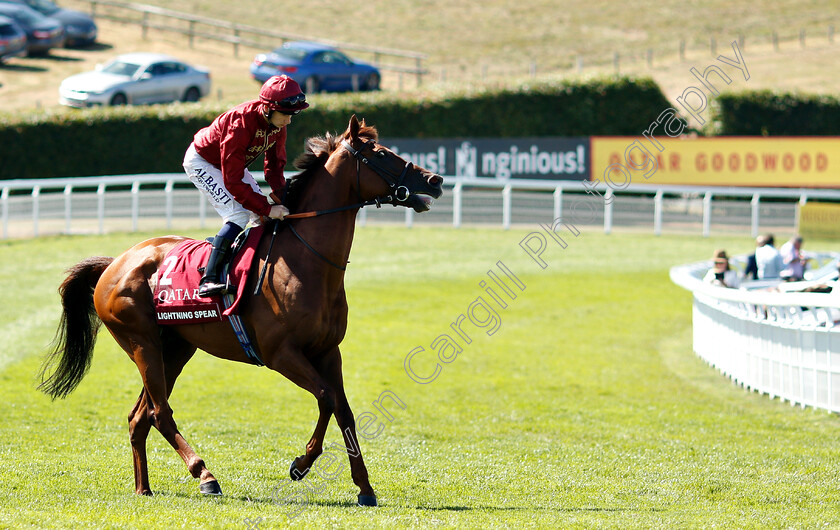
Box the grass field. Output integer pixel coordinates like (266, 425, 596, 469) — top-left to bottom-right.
(0, 0, 838, 113)
(2, 225, 840, 528)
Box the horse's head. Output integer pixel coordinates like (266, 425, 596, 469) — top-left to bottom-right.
(340, 115, 444, 212)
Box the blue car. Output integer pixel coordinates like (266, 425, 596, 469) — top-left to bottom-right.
(250, 41, 381, 93)
(0, 0, 96, 47)
(0, 2, 62, 56)
(0, 14, 27, 62)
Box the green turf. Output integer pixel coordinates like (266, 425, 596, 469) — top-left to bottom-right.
(1, 226, 839, 529)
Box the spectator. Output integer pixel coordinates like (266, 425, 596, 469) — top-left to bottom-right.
(703, 249, 741, 288)
(743, 235, 764, 281)
(755, 234, 784, 280)
(779, 235, 809, 281)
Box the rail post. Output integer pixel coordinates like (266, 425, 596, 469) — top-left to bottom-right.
(502, 184, 512, 230)
(553, 186, 563, 223)
(702, 192, 712, 237)
(750, 194, 761, 237)
(97, 183, 106, 234)
(64, 185, 73, 234)
(453, 182, 462, 228)
(654, 189, 663, 236)
(416, 57, 423, 87)
(131, 181, 140, 232)
(165, 180, 174, 229)
(1, 187, 8, 239)
(32, 186, 40, 237)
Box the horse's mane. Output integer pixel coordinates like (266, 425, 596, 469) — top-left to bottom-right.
(285, 124, 379, 211)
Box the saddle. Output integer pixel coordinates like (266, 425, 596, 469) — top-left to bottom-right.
(153, 225, 265, 324)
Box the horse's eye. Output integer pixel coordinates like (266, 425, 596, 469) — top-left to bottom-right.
(376, 150, 386, 158)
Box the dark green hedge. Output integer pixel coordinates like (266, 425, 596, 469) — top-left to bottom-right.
(0, 77, 674, 180)
(710, 91, 840, 136)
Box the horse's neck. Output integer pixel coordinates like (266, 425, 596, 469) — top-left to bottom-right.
(285, 161, 359, 279)
(297, 157, 359, 214)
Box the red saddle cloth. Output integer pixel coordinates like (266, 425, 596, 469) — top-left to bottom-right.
(153, 226, 264, 324)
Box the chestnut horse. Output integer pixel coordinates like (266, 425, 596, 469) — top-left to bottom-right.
(38, 116, 443, 507)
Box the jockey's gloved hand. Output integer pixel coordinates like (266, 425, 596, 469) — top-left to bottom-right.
(269, 205, 289, 220)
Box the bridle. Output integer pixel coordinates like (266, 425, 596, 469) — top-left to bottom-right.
(283, 138, 416, 221)
(339, 138, 416, 204)
(256, 137, 420, 285)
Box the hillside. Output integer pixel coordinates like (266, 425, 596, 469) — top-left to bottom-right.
(63, 0, 840, 77)
(0, 0, 837, 114)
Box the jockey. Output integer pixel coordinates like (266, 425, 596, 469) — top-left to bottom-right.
(183, 75, 309, 297)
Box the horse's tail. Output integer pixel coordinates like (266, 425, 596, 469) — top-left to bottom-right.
(38, 256, 114, 400)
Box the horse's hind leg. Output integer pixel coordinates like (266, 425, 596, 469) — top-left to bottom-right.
(112, 321, 218, 495)
(128, 388, 153, 495)
(127, 332, 196, 496)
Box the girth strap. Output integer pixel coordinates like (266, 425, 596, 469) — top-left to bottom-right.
(220, 240, 264, 367)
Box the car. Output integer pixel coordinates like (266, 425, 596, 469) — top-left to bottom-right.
(0, 0, 96, 46)
(59, 52, 211, 108)
(250, 41, 381, 93)
(0, 14, 26, 62)
(0, 2, 62, 56)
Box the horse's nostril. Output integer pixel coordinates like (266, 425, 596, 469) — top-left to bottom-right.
(429, 175, 443, 186)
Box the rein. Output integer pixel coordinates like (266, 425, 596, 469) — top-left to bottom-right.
(287, 223, 347, 271)
(283, 199, 381, 219)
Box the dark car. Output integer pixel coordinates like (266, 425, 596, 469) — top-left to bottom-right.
(0, 14, 26, 62)
(0, 2, 63, 55)
(250, 41, 381, 93)
(0, 0, 95, 46)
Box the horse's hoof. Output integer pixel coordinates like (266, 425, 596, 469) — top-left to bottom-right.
(357, 494, 377, 507)
(200, 480, 222, 496)
(289, 458, 310, 481)
(136, 489, 153, 496)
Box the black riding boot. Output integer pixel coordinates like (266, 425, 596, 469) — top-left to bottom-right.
(198, 236, 233, 297)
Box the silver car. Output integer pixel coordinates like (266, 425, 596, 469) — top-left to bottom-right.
(59, 52, 211, 107)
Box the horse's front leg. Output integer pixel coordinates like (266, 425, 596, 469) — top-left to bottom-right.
(290, 395, 334, 480)
(265, 343, 336, 480)
(319, 347, 376, 506)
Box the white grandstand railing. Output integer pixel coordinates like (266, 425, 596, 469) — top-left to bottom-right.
(670, 254, 840, 413)
(2, 174, 840, 239)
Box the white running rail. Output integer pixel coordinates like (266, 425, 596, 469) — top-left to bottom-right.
(670, 255, 840, 413)
(3, 174, 840, 238)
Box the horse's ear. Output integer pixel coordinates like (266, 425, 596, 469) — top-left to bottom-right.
(348, 114, 360, 140)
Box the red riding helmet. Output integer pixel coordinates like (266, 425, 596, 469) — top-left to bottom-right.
(259, 75, 309, 115)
